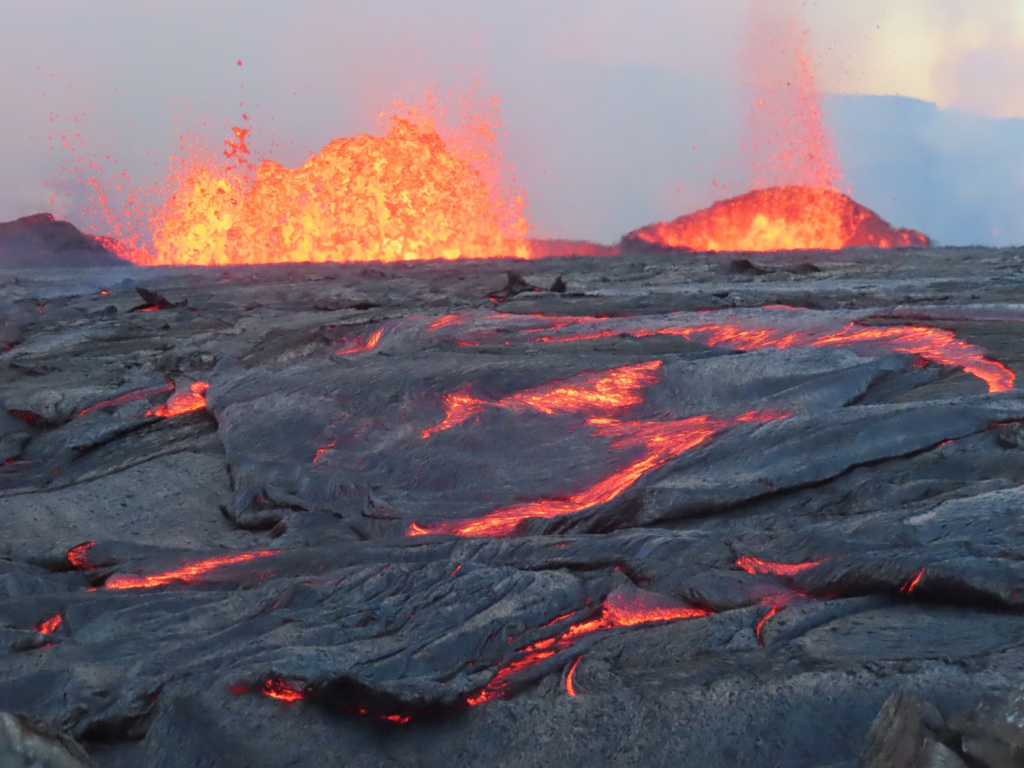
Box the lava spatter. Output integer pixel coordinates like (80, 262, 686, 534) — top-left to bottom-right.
(104, 550, 278, 590)
(467, 591, 710, 705)
(413, 410, 785, 537)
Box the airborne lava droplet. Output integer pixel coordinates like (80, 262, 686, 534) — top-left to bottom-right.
(104, 550, 278, 590)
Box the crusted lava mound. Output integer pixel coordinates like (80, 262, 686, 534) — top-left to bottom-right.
(0, 214, 127, 268)
(622, 186, 931, 253)
(2, 247, 1024, 767)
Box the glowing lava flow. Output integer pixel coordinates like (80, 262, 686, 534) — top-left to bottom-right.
(623, 187, 930, 253)
(467, 591, 710, 705)
(432, 313, 1014, 393)
(67, 542, 96, 569)
(421, 360, 663, 438)
(336, 328, 385, 356)
(34, 614, 63, 635)
(736, 556, 826, 577)
(145, 381, 210, 418)
(104, 551, 278, 590)
(132, 104, 529, 266)
(260, 679, 305, 703)
(77, 381, 174, 418)
(412, 410, 784, 538)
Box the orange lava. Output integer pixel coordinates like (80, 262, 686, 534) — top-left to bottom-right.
(736, 556, 825, 577)
(754, 604, 781, 647)
(78, 381, 174, 418)
(512, 317, 1013, 393)
(336, 328, 385, 356)
(34, 614, 63, 635)
(413, 409, 784, 537)
(624, 186, 929, 253)
(67, 542, 96, 570)
(145, 381, 209, 418)
(104, 550, 278, 590)
(467, 591, 710, 705)
(901, 567, 926, 594)
(564, 657, 581, 697)
(260, 679, 305, 703)
(421, 360, 663, 438)
(131, 103, 529, 266)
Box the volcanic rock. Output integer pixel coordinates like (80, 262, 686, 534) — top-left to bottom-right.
(0, 215, 127, 269)
(2, 245, 1024, 767)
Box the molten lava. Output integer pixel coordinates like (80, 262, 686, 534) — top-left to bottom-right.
(132, 109, 529, 266)
(67, 542, 96, 570)
(104, 550, 278, 590)
(623, 186, 930, 253)
(436, 313, 1014, 393)
(34, 614, 63, 635)
(336, 328, 385, 357)
(260, 679, 305, 703)
(736, 556, 826, 577)
(467, 590, 710, 705)
(413, 410, 784, 538)
(145, 381, 209, 418)
(421, 360, 663, 438)
(77, 381, 174, 418)
(901, 568, 926, 594)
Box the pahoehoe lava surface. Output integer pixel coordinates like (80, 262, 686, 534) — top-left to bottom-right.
(2, 242, 1024, 767)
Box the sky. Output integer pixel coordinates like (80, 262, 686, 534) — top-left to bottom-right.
(1, 0, 1023, 246)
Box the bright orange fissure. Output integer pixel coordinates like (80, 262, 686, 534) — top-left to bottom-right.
(412, 409, 784, 538)
(467, 591, 710, 705)
(104, 550, 278, 590)
(421, 360, 663, 438)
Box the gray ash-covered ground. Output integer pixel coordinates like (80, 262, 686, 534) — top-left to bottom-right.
(2, 242, 1024, 767)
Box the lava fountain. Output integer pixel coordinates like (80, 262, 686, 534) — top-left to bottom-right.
(126, 99, 529, 266)
(626, 14, 929, 253)
(622, 186, 930, 252)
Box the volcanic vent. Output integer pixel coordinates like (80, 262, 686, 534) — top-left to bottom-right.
(622, 186, 930, 253)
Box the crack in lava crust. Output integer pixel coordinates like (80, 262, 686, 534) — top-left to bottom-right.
(104, 551, 279, 590)
(467, 591, 711, 705)
(411, 410, 785, 538)
(416, 311, 1014, 393)
(421, 360, 663, 438)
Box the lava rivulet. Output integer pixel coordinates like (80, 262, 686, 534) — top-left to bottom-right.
(467, 591, 710, 705)
(421, 360, 663, 438)
(133, 111, 529, 266)
(421, 311, 1014, 393)
(78, 381, 174, 418)
(623, 187, 929, 253)
(34, 614, 63, 635)
(736, 556, 826, 577)
(104, 551, 278, 590)
(146, 381, 210, 418)
(412, 410, 784, 538)
(260, 679, 305, 703)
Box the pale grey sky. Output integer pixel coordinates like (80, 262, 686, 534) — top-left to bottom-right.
(2, 0, 1022, 245)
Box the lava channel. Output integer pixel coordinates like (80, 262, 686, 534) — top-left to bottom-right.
(467, 590, 711, 705)
(104, 551, 278, 590)
(421, 360, 663, 438)
(411, 409, 785, 537)
(77, 381, 174, 418)
(421, 311, 1014, 393)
